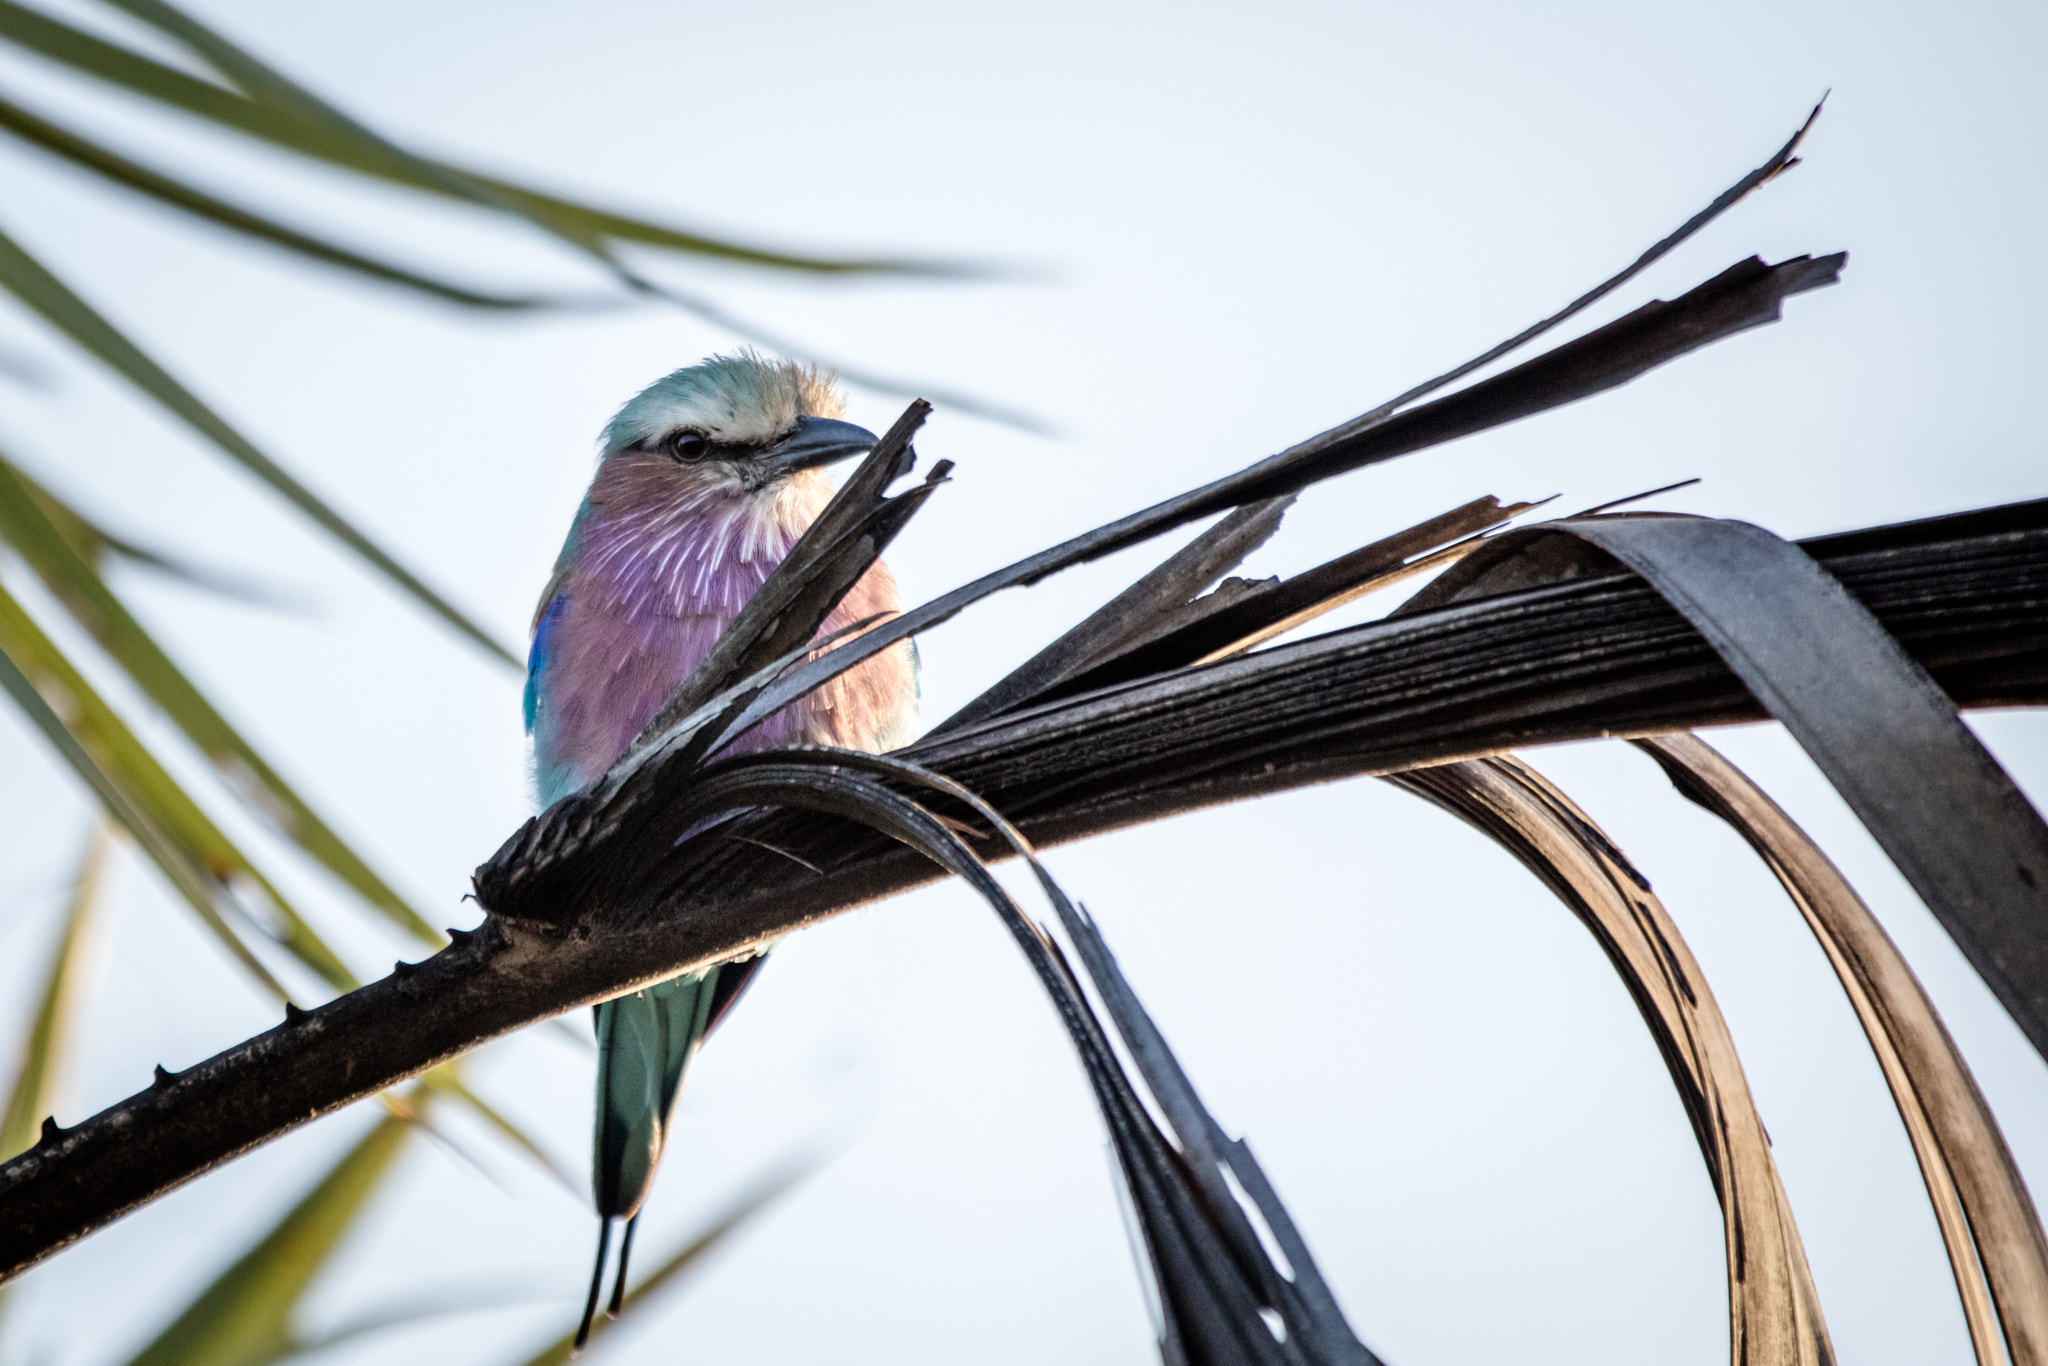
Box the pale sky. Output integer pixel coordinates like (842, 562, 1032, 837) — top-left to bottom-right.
(0, 2, 2044, 1364)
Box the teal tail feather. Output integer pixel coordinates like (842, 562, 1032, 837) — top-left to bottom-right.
(593, 969, 719, 1218)
(577, 967, 720, 1349)
(574, 953, 774, 1349)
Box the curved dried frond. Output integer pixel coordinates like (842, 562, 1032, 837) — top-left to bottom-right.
(1408, 513, 2048, 1065)
(1638, 733, 2048, 1366)
(1392, 758, 1832, 1366)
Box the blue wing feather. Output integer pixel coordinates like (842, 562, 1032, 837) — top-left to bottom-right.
(524, 593, 566, 734)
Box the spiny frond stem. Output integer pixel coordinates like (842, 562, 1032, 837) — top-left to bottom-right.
(0, 505, 2040, 1280)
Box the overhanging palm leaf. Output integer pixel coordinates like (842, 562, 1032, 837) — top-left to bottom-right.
(0, 90, 580, 311)
(0, 0, 956, 278)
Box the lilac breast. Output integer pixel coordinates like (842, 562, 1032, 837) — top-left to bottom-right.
(529, 456, 915, 808)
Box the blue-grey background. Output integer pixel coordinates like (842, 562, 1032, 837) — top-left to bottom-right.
(0, 1, 2043, 1362)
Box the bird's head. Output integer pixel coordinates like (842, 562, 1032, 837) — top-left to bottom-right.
(599, 352, 877, 499)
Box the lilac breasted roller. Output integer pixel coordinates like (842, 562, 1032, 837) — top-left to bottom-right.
(525, 354, 917, 1344)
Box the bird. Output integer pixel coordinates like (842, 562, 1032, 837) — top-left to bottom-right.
(525, 353, 918, 1348)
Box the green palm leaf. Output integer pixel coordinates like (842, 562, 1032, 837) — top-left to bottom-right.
(120, 1110, 413, 1366)
(0, 818, 114, 1158)
(0, 220, 517, 666)
(90, 0, 812, 317)
(0, 580, 351, 996)
(0, 451, 441, 944)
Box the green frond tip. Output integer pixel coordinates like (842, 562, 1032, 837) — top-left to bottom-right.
(0, 218, 519, 667)
(0, 819, 115, 1159)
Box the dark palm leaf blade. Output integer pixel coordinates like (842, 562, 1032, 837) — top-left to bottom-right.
(1321, 96, 1823, 436)
(1, 452, 297, 606)
(1172, 501, 1541, 662)
(1637, 733, 2048, 1366)
(1010, 495, 1538, 715)
(0, 91, 577, 310)
(644, 749, 1377, 1366)
(9, 503, 2046, 1275)
(0, 452, 441, 944)
(943, 496, 1296, 732)
(0, 819, 114, 1159)
(665, 763, 1280, 1363)
(0, 221, 518, 665)
(0, 579, 354, 996)
(826, 751, 1375, 1363)
(1391, 756, 1833, 1366)
(508, 1160, 813, 1365)
(1050, 902, 1373, 1366)
(0, 0, 959, 278)
(730, 251, 1843, 741)
(119, 1108, 414, 1366)
(710, 101, 1833, 719)
(1422, 512, 2048, 1065)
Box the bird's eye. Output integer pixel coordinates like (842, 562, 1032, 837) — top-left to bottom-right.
(665, 430, 708, 462)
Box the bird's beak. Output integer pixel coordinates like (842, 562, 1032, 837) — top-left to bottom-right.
(757, 416, 879, 479)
